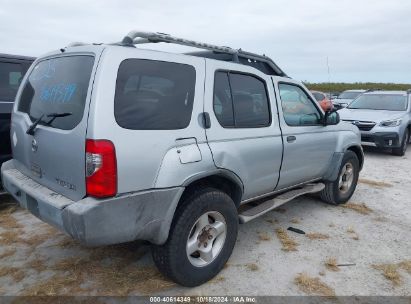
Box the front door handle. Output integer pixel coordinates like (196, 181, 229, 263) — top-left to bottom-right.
(287, 136, 296, 143)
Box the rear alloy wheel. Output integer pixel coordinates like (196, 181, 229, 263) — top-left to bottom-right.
(151, 187, 238, 287)
(186, 211, 227, 267)
(392, 129, 409, 156)
(320, 150, 360, 205)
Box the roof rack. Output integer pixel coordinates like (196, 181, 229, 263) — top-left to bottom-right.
(120, 30, 287, 76)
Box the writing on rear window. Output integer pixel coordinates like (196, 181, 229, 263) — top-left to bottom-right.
(18, 55, 95, 130)
(32, 60, 56, 81)
(40, 83, 77, 103)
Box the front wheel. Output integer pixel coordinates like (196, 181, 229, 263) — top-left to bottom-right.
(320, 151, 360, 205)
(151, 187, 238, 287)
(392, 129, 409, 156)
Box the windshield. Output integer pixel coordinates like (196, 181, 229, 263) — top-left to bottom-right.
(338, 91, 362, 99)
(18, 55, 94, 130)
(348, 94, 408, 111)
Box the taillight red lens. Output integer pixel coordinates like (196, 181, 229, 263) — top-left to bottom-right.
(85, 139, 117, 198)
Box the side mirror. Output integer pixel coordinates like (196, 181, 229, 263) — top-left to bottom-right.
(333, 104, 343, 111)
(323, 110, 340, 126)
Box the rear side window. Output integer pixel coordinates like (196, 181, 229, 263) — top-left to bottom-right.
(0, 62, 26, 102)
(213, 71, 270, 128)
(213, 72, 234, 127)
(114, 59, 196, 130)
(18, 56, 95, 130)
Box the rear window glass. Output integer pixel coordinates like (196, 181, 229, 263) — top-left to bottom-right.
(0, 62, 26, 102)
(114, 59, 196, 130)
(18, 56, 94, 130)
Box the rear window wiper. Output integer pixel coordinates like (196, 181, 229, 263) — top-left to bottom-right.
(44, 112, 72, 126)
(26, 112, 72, 135)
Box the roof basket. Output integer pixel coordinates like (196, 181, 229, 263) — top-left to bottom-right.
(120, 30, 287, 76)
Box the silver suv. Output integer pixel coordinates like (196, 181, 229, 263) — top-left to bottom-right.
(339, 90, 411, 156)
(332, 89, 366, 108)
(1, 31, 364, 286)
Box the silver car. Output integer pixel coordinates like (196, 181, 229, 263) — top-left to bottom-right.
(339, 90, 411, 156)
(1, 31, 364, 286)
(332, 89, 366, 108)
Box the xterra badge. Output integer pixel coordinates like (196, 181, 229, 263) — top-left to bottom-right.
(55, 178, 76, 191)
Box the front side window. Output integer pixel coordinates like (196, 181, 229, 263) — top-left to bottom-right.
(279, 83, 322, 126)
(18, 56, 95, 130)
(213, 71, 270, 128)
(114, 59, 196, 130)
(0, 62, 25, 102)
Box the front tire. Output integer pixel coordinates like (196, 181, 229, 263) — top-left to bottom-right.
(392, 129, 409, 156)
(151, 187, 238, 287)
(320, 151, 360, 205)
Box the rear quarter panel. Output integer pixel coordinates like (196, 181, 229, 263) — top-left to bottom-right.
(87, 47, 208, 194)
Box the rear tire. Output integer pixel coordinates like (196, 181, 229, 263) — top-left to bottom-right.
(320, 151, 360, 205)
(151, 187, 238, 287)
(392, 129, 409, 156)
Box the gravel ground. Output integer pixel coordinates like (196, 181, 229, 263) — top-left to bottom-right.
(0, 146, 410, 297)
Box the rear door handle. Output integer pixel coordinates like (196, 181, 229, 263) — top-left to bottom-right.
(287, 136, 296, 143)
(201, 112, 211, 129)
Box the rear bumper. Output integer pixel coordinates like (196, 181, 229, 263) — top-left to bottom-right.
(361, 132, 401, 148)
(0, 154, 12, 186)
(0, 114, 12, 168)
(1, 160, 184, 246)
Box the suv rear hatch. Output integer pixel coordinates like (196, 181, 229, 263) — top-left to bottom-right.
(11, 53, 98, 201)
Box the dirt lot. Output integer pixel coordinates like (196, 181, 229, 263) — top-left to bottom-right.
(0, 147, 410, 297)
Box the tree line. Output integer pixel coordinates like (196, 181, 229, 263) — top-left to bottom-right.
(304, 82, 411, 93)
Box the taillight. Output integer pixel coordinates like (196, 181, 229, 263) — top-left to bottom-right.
(85, 139, 117, 198)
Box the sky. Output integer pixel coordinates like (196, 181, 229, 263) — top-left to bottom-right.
(1, 0, 410, 83)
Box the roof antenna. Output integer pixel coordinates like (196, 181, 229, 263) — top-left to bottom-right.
(326, 56, 332, 101)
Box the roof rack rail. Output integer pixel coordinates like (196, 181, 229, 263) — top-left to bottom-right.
(120, 30, 287, 76)
(366, 88, 382, 92)
(66, 42, 88, 47)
